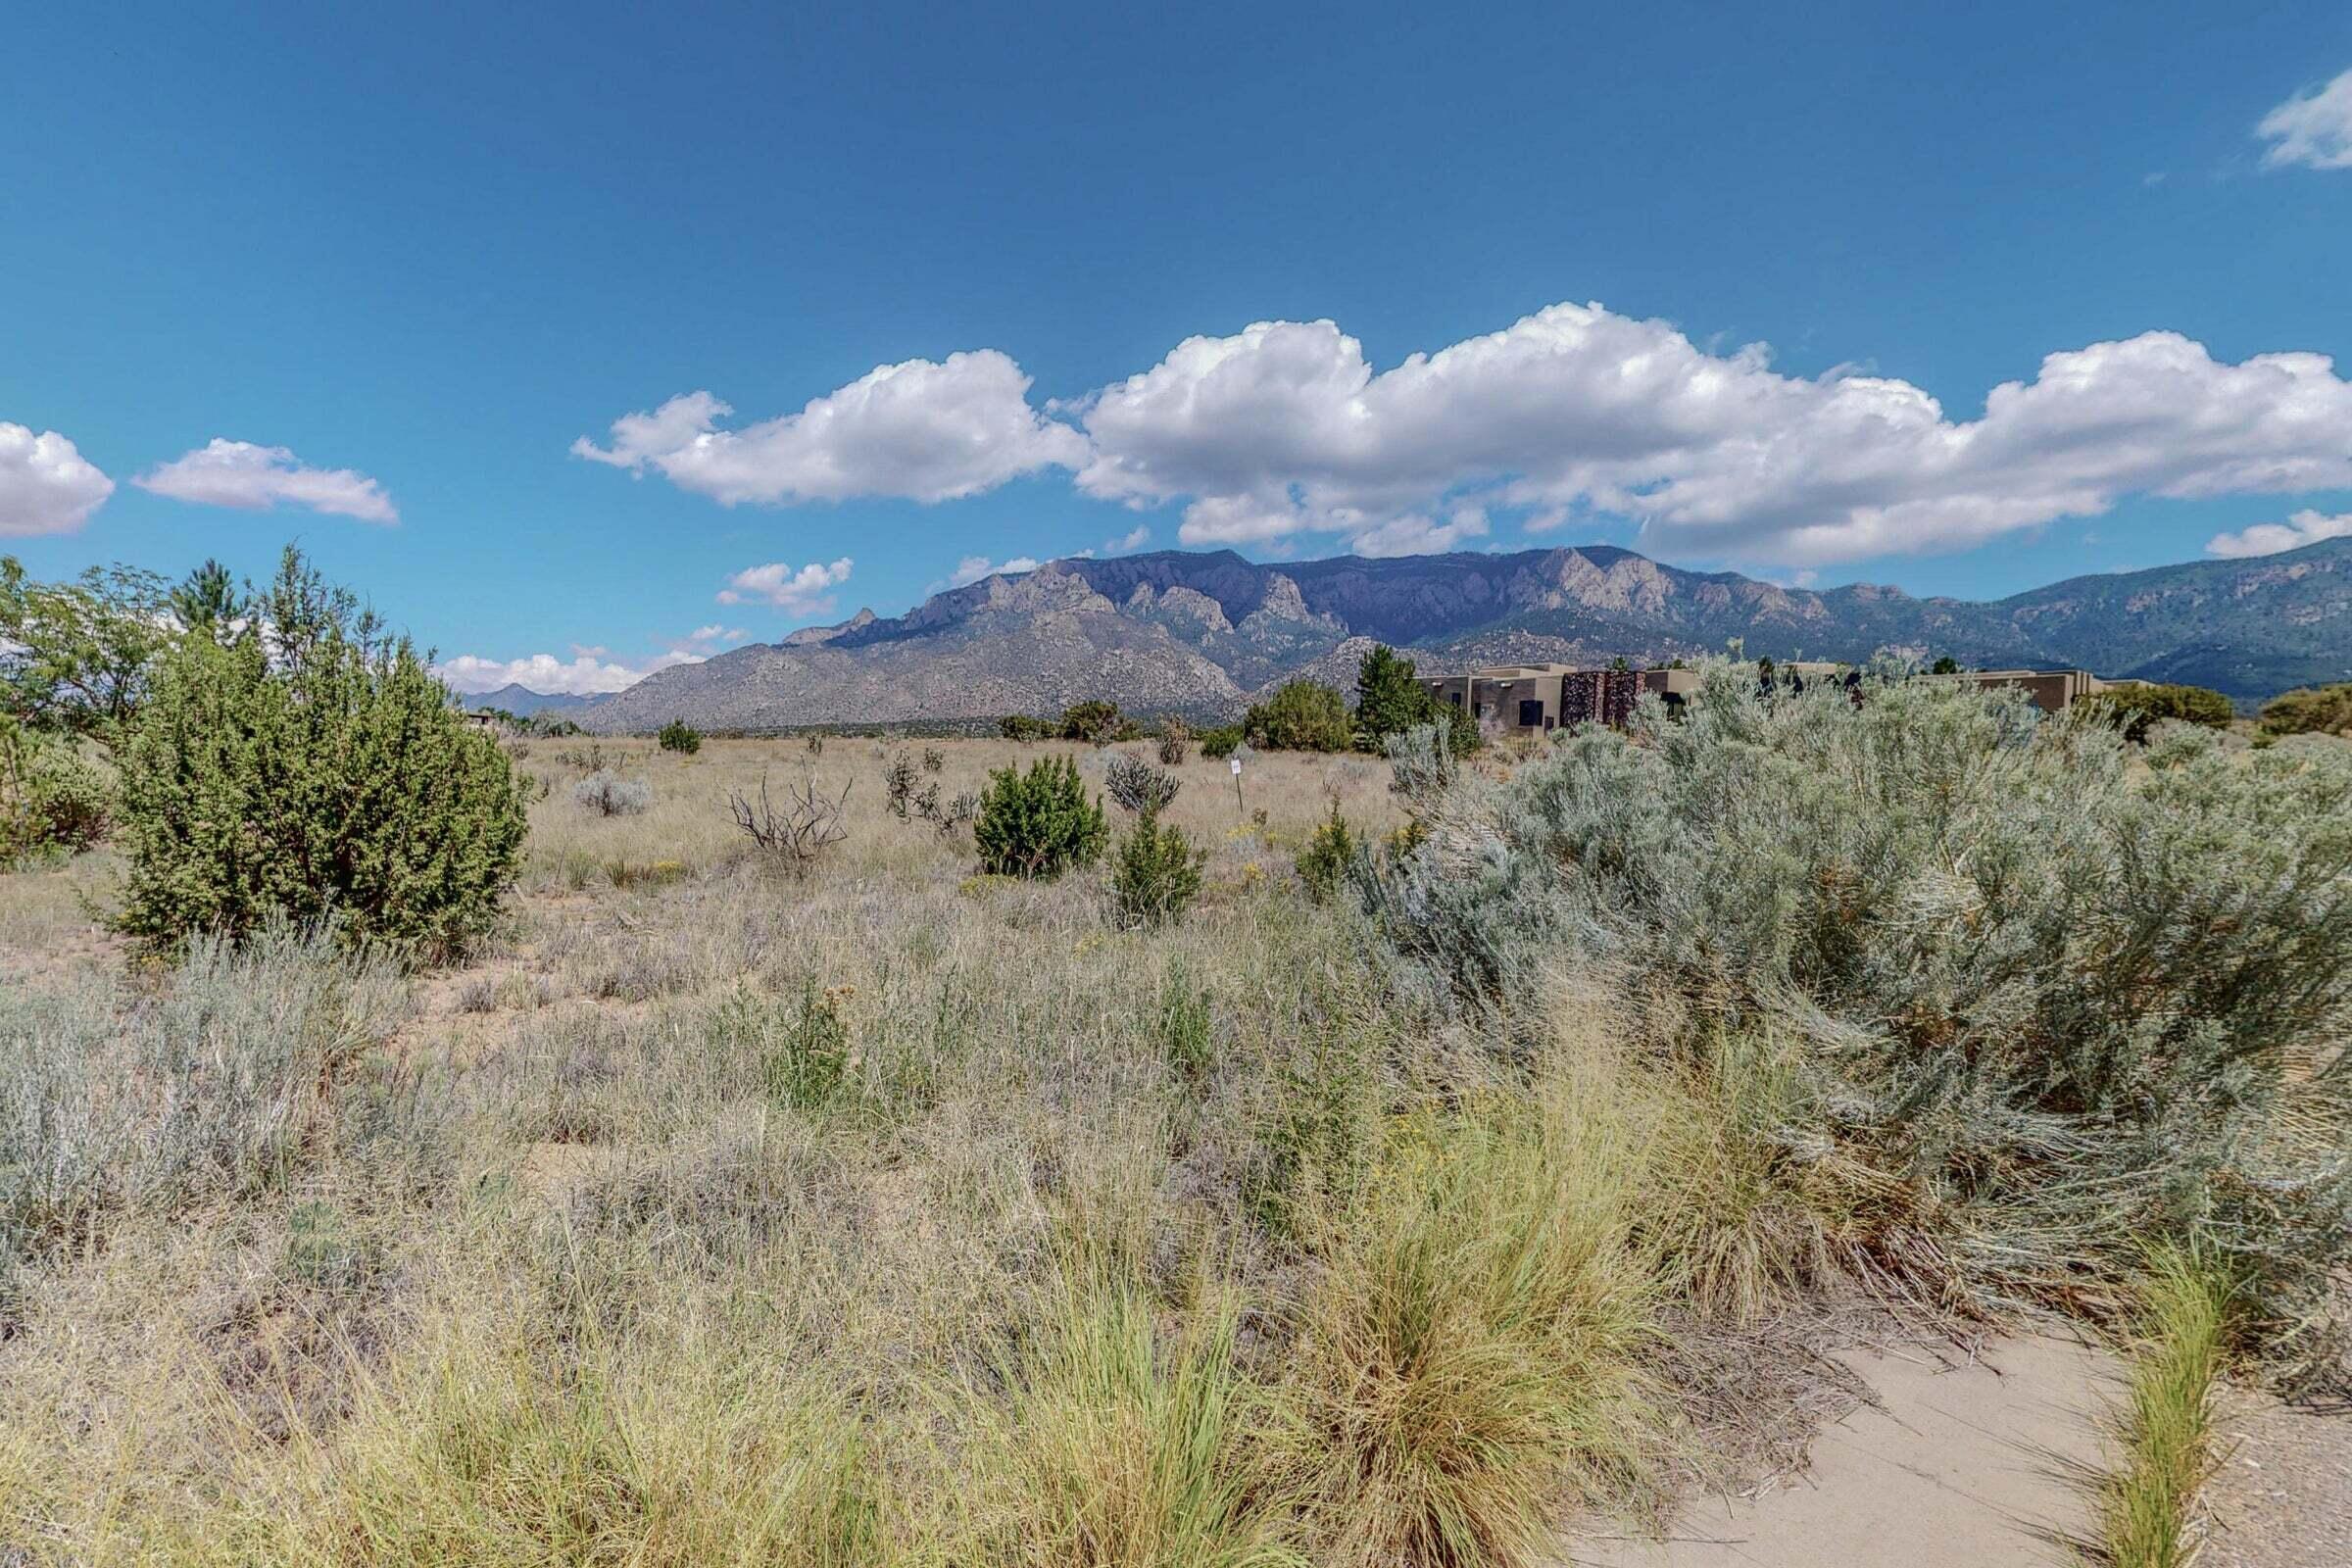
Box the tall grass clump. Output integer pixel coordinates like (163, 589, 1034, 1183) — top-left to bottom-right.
(968, 1278, 1299, 1568)
(0, 923, 410, 1266)
(1367, 663, 2352, 1369)
(2093, 1247, 2234, 1568)
(1271, 1068, 1658, 1567)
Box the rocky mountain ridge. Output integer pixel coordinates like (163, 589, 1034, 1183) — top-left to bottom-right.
(564, 539, 2352, 730)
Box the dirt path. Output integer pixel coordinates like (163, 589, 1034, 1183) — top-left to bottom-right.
(1563, 1336, 2116, 1568)
(2204, 1387, 2352, 1567)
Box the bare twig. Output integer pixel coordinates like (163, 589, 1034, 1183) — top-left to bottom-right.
(727, 770, 851, 875)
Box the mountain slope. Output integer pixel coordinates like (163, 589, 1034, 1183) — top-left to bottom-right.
(464, 684, 598, 717)
(578, 538, 2352, 729)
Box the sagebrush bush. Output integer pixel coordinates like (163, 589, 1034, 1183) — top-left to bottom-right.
(1108, 808, 1205, 931)
(974, 756, 1106, 879)
(572, 769, 652, 816)
(658, 717, 703, 754)
(1103, 752, 1182, 814)
(115, 550, 528, 956)
(1156, 716, 1193, 765)
(1368, 662, 2352, 1370)
(0, 923, 412, 1265)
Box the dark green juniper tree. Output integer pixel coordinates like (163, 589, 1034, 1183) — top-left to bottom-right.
(116, 547, 528, 957)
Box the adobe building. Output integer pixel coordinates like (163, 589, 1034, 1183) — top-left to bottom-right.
(1423, 663, 1581, 732)
(1926, 667, 2107, 711)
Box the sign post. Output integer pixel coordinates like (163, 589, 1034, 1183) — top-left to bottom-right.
(1230, 754, 1244, 813)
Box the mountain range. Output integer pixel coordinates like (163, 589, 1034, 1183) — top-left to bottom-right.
(466, 684, 599, 718)
(554, 538, 2352, 731)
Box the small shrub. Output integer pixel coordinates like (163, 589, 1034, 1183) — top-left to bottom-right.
(1109, 808, 1205, 931)
(0, 721, 111, 862)
(572, 770, 651, 816)
(1103, 753, 1182, 814)
(764, 980, 853, 1110)
(973, 755, 1106, 879)
(921, 746, 945, 774)
(1243, 680, 1351, 752)
(657, 718, 702, 754)
(806, 731, 825, 757)
(883, 752, 918, 818)
(1156, 716, 1193, 765)
(1381, 721, 1458, 808)
(1000, 713, 1052, 743)
(1294, 799, 1358, 903)
(2258, 682, 2352, 740)
(1199, 724, 1245, 760)
(1058, 699, 1123, 744)
(914, 782, 978, 838)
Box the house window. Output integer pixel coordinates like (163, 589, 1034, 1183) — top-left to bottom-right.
(1517, 699, 1544, 728)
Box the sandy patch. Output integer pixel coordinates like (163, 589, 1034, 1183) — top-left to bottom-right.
(1565, 1335, 2116, 1568)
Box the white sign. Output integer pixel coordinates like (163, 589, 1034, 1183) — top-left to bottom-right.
(1230, 757, 1243, 775)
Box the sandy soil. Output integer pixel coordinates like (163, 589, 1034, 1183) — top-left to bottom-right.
(1563, 1335, 2117, 1568)
(2204, 1387, 2352, 1568)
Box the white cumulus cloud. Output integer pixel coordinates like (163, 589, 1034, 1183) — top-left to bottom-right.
(2206, 509, 2352, 559)
(437, 651, 670, 697)
(135, 438, 398, 522)
(573, 351, 1087, 506)
(2258, 67, 2352, 171)
(1348, 507, 1492, 559)
(0, 422, 115, 536)
(716, 557, 853, 613)
(1071, 303, 2352, 565)
(1103, 524, 1151, 554)
(949, 554, 1041, 587)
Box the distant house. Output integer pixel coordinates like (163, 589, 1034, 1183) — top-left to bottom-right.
(1924, 667, 2107, 712)
(1421, 662, 2108, 734)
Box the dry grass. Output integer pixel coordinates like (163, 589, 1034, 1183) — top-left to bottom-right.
(0, 738, 1470, 1567)
(7, 727, 2256, 1566)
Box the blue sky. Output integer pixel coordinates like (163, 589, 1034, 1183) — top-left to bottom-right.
(5, 1, 2351, 693)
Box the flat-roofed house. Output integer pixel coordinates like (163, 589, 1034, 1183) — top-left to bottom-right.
(1926, 667, 2106, 712)
(1420, 663, 1582, 732)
